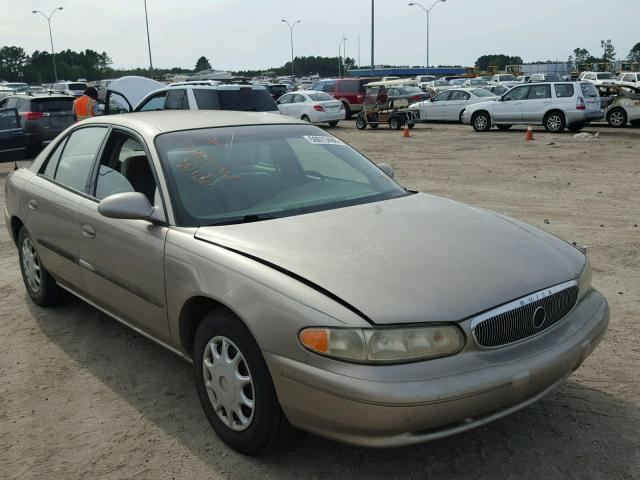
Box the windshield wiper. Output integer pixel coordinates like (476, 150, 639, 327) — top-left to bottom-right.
(204, 213, 279, 226)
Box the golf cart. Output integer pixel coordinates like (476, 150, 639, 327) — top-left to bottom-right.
(355, 81, 419, 130)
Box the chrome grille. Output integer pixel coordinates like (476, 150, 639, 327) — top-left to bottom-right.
(471, 281, 579, 348)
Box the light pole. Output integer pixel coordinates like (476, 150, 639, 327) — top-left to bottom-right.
(32, 7, 63, 82)
(281, 19, 301, 79)
(144, 0, 153, 71)
(408, 0, 446, 70)
(338, 35, 347, 77)
(371, 0, 375, 74)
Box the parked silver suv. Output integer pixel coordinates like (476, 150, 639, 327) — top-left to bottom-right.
(462, 82, 603, 133)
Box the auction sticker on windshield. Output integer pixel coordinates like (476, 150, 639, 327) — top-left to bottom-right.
(303, 135, 345, 145)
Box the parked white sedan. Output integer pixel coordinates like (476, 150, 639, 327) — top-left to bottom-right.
(277, 90, 345, 125)
(410, 88, 498, 122)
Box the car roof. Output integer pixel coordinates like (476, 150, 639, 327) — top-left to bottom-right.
(4, 93, 74, 99)
(81, 110, 304, 134)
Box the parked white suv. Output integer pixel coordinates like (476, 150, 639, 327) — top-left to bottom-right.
(462, 82, 603, 133)
(489, 74, 521, 87)
(615, 72, 640, 87)
(105, 77, 278, 115)
(51, 81, 87, 97)
(578, 72, 616, 86)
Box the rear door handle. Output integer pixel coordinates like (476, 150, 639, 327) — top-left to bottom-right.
(81, 223, 96, 239)
(27, 199, 38, 210)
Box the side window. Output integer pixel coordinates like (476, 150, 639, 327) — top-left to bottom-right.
(433, 91, 451, 102)
(527, 84, 551, 99)
(313, 81, 324, 91)
(388, 89, 399, 96)
(503, 86, 529, 101)
(554, 84, 574, 98)
(193, 89, 220, 110)
(5, 98, 18, 109)
(0, 108, 19, 130)
(165, 89, 189, 110)
(461, 92, 471, 101)
(138, 92, 167, 111)
(47, 127, 108, 192)
(42, 138, 68, 178)
(277, 94, 292, 104)
(292, 94, 306, 103)
(449, 91, 465, 101)
(94, 132, 157, 203)
(323, 81, 336, 93)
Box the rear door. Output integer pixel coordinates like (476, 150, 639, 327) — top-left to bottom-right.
(0, 107, 25, 158)
(522, 83, 552, 123)
(580, 82, 601, 113)
(164, 89, 189, 110)
(442, 90, 469, 120)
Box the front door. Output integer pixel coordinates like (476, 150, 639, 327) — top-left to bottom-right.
(0, 107, 25, 158)
(76, 129, 170, 342)
(494, 85, 529, 123)
(522, 84, 552, 123)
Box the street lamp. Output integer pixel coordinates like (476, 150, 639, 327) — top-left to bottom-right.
(144, 0, 153, 71)
(32, 7, 63, 82)
(408, 0, 446, 70)
(281, 19, 301, 79)
(338, 35, 347, 77)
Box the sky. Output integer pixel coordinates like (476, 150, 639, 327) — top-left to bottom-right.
(1, 0, 638, 71)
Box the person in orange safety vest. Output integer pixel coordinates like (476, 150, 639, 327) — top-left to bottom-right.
(73, 87, 100, 121)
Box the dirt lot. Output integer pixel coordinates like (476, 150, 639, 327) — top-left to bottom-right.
(1, 122, 639, 480)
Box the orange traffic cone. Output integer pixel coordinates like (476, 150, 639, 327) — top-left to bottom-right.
(403, 124, 410, 138)
(525, 125, 534, 141)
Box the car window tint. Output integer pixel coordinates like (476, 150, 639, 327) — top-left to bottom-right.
(95, 133, 156, 202)
(433, 91, 451, 102)
(309, 92, 334, 101)
(339, 81, 359, 93)
(554, 84, 574, 98)
(277, 94, 293, 104)
(139, 93, 166, 111)
(286, 138, 368, 184)
(292, 94, 306, 103)
(0, 109, 18, 130)
(323, 82, 336, 93)
(31, 98, 74, 112)
(504, 86, 529, 101)
(448, 91, 464, 101)
(42, 138, 68, 178)
(193, 89, 220, 109)
(580, 83, 599, 98)
(165, 89, 189, 110)
(217, 88, 277, 112)
(52, 127, 108, 192)
(527, 84, 551, 99)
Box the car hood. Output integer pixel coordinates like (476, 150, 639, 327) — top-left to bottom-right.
(194, 193, 585, 325)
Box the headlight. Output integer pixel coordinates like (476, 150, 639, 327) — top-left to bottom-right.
(578, 259, 592, 299)
(299, 325, 464, 364)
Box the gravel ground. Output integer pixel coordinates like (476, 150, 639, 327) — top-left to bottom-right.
(1, 122, 639, 480)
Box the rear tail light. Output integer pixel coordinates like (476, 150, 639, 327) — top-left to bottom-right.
(313, 104, 325, 112)
(23, 111, 44, 120)
(576, 97, 586, 110)
(410, 95, 422, 102)
(356, 94, 364, 101)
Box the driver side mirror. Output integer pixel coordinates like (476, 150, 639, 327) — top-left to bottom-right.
(377, 163, 395, 178)
(98, 192, 164, 223)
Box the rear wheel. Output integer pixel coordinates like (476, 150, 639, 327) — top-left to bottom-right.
(543, 111, 566, 133)
(355, 116, 367, 130)
(472, 112, 491, 132)
(496, 125, 512, 131)
(568, 122, 585, 132)
(607, 108, 627, 128)
(342, 102, 352, 119)
(193, 309, 295, 454)
(301, 115, 311, 123)
(328, 121, 339, 127)
(388, 116, 403, 130)
(18, 227, 64, 306)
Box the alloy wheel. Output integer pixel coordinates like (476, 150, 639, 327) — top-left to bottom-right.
(21, 237, 41, 293)
(547, 115, 562, 132)
(609, 110, 625, 127)
(474, 115, 488, 130)
(202, 336, 255, 432)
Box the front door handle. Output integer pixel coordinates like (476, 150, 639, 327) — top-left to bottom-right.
(81, 223, 96, 239)
(27, 199, 38, 210)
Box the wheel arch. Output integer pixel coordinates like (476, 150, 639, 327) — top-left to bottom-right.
(10, 215, 25, 247)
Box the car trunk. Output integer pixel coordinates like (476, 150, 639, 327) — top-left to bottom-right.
(30, 98, 75, 138)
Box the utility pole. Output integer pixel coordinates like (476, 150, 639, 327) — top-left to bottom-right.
(358, 34, 361, 67)
(32, 7, 63, 82)
(144, 0, 153, 71)
(281, 19, 301, 78)
(371, 0, 375, 75)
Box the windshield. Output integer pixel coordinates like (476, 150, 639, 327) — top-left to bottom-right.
(471, 89, 495, 97)
(155, 125, 408, 226)
(31, 98, 74, 112)
(403, 86, 423, 94)
(499, 75, 516, 81)
(469, 79, 488, 85)
(69, 83, 87, 91)
(433, 80, 449, 86)
(596, 73, 614, 80)
(309, 92, 334, 101)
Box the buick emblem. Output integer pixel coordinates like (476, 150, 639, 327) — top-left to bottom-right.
(532, 306, 546, 329)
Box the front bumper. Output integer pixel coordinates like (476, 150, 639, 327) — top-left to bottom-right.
(265, 289, 608, 447)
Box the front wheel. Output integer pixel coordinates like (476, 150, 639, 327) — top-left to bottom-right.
(327, 121, 339, 127)
(543, 111, 566, 133)
(607, 108, 627, 128)
(388, 116, 403, 130)
(472, 112, 491, 132)
(18, 226, 64, 306)
(355, 116, 367, 130)
(194, 309, 295, 454)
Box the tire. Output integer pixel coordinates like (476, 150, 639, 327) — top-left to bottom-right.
(472, 111, 491, 132)
(301, 115, 311, 123)
(606, 108, 627, 128)
(342, 102, 352, 119)
(543, 111, 566, 133)
(496, 125, 512, 131)
(193, 309, 295, 455)
(568, 122, 585, 132)
(328, 121, 339, 127)
(388, 116, 403, 130)
(355, 116, 367, 130)
(18, 226, 63, 306)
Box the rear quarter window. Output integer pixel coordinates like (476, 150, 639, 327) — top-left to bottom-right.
(580, 83, 599, 98)
(338, 80, 360, 94)
(217, 89, 277, 112)
(554, 84, 574, 98)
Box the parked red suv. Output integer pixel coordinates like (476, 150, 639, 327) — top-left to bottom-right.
(311, 77, 379, 118)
